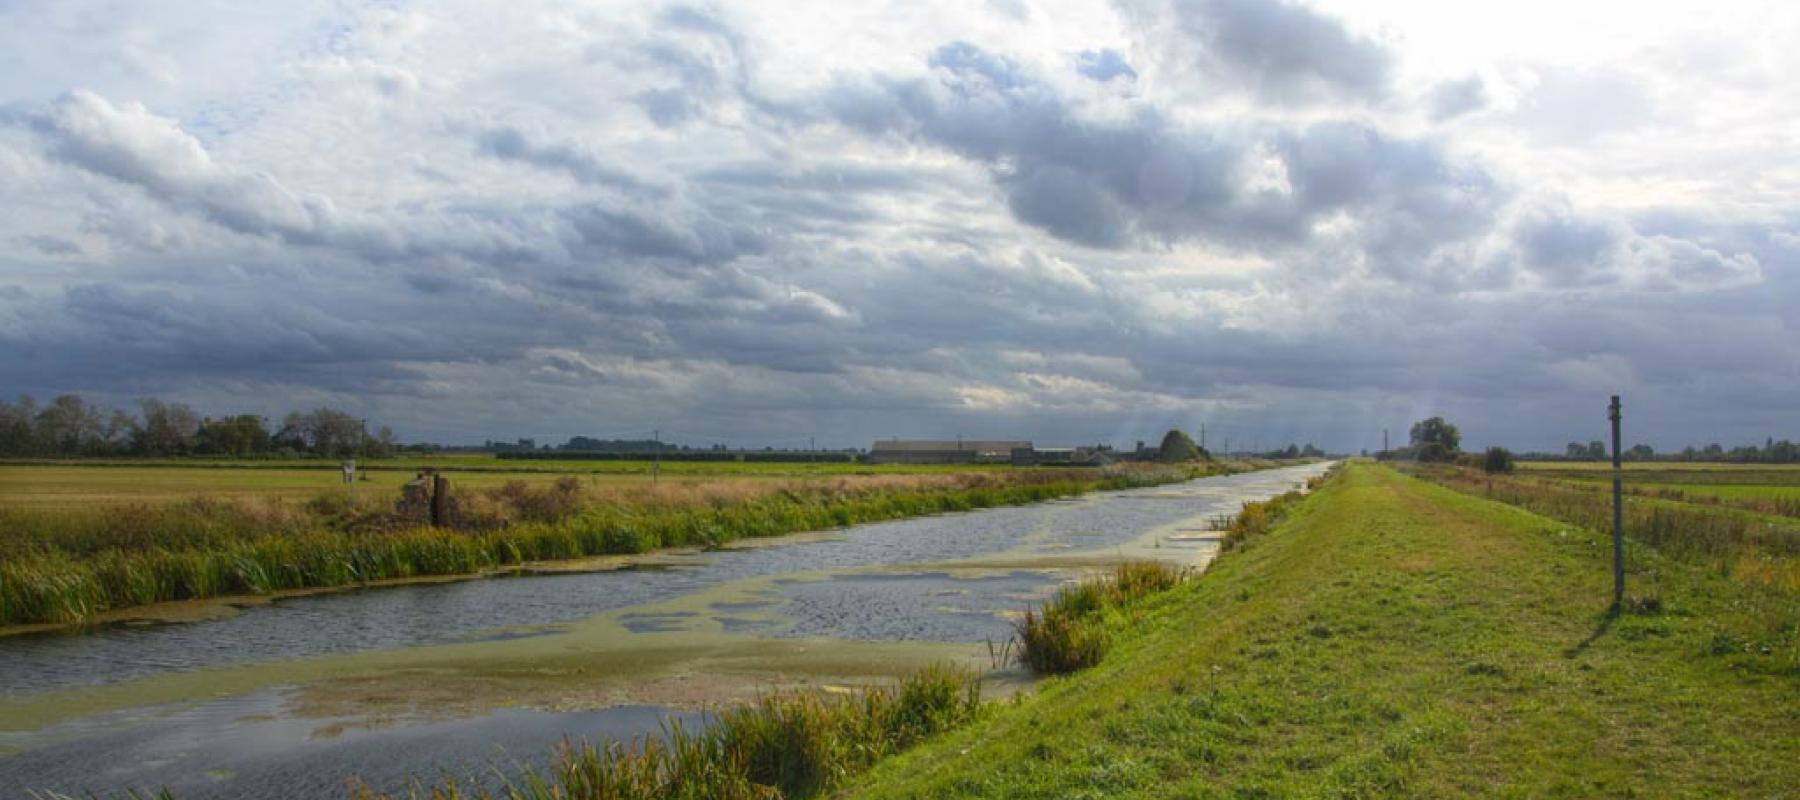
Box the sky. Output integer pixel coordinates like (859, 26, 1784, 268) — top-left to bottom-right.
(1, 0, 1796, 453)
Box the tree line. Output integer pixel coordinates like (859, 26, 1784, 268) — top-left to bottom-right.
(1551, 439, 1800, 464)
(0, 394, 397, 458)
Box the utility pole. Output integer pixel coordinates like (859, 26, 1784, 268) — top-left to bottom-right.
(1199, 424, 1206, 451)
(1383, 429, 1389, 453)
(1609, 396, 1624, 608)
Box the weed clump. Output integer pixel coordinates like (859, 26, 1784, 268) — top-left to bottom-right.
(1017, 561, 1188, 674)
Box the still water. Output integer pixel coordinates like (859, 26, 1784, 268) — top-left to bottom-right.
(0, 462, 1331, 798)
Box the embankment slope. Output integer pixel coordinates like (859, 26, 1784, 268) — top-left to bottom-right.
(851, 462, 1798, 797)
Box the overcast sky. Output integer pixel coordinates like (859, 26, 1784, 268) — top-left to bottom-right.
(1, 0, 1795, 452)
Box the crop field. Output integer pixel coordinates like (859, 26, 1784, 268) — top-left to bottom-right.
(1516, 461, 1800, 519)
(0, 458, 1011, 509)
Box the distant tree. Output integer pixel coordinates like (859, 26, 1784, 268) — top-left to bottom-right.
(279, 408, 368, 457)
(197, 415, 271, 456)
(1482, 446, 1516, 474)
(102, 409, 139, 453)
(1157, 429, 1203, 462)
(1566, 442, 1587, 459)
(1703, 443, 1724, 458)
(1408, 417, 1461, 453)
(1626, 444, 1654, 461)
(0, 395, 38, 455)
(35, 394, 104, 455)
(1415, 442, 1454, 463)
(1587, 440, 1607, 460)
(134, 398, 200, 456)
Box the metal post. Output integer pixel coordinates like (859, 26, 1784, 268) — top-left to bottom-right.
(1609, 395, 1624, 608)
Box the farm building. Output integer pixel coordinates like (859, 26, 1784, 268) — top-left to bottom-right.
(868, 439, 1032, 464)
(1010, 446, 1111, 466)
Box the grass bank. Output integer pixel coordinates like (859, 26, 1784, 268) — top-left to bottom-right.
(847, 462, 1798, 797)
(0, 464, 1234, 628)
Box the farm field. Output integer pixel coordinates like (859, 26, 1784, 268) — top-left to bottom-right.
(846, 463, 1799, 798)
(1515, 461, 1800, 519)
(0, 463, 724, 509)
(0, 458, 1016, 509)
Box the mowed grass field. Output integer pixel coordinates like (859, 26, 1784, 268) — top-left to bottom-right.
(0, 458, 1010, 509)
(846, 463, 1799, 798)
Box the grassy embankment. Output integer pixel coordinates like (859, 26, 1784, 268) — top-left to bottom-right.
(0, 462, 1230, 628)
(848, 462, 1797, 797)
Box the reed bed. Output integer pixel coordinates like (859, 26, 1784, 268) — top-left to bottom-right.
(1015, 561, 1191, 674)
(349, 665, 985, 800)
(0, 465, 1204, 626)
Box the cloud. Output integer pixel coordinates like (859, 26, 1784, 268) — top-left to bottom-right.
(14, 233, 83, 256)
(0, 0, 1793, 453)
(474, 126, 655, 191)
(30, 90, 341, 244)
(1426, 76, 1487, 122)
(1121, 0, 1394, 103)
(1075, 49, 1138, 82)
(821, 43, 1500, 265)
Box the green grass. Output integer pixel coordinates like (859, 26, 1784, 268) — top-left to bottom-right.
(844, 463, 1799, 798)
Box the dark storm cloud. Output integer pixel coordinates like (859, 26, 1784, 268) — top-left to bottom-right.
(1120, 0, 1394, 103)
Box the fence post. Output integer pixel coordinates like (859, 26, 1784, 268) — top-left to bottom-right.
(431, 473, 449, 528)
(1609, 395, 1623, 608)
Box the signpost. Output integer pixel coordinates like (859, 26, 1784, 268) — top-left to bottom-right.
(1609, 395, 1624, 608)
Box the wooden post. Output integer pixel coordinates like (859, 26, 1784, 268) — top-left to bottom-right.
(430, 473, 449, 528)
(1609, 395, 1624, 608)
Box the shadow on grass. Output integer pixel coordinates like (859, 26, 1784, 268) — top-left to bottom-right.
(1563, 607, 1620, 658)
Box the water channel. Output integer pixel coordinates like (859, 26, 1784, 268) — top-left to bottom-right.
(0, 462, 1332, 798)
